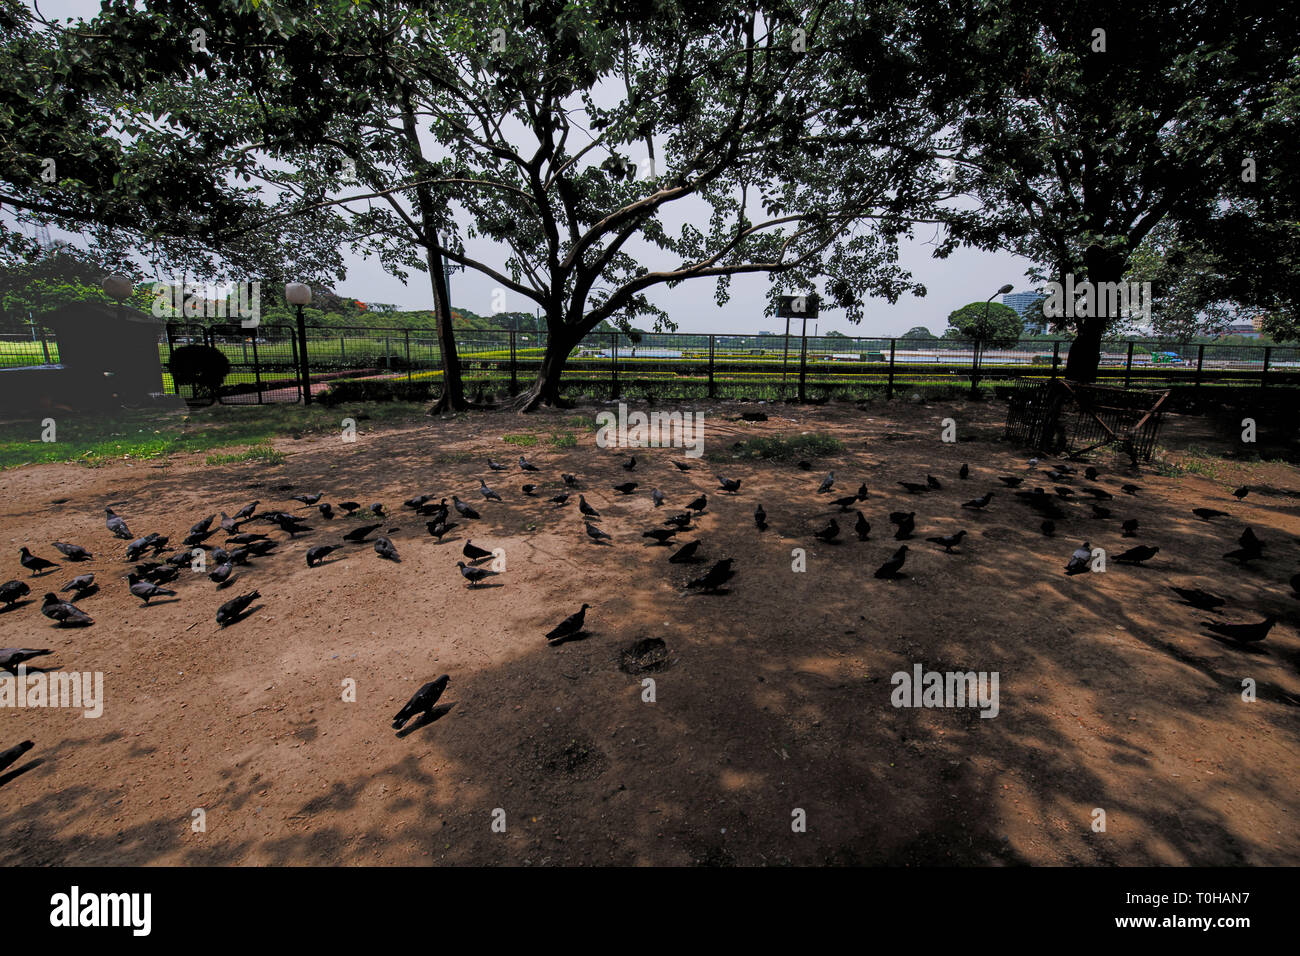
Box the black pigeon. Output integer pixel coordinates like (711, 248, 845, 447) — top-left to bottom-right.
(545, 605, 590, 642)
(426, 520, 458, 541)
(962, 492, 993, 510)
(0, 648, 51, 673)
(518, 456, 539, 471)
(60, 573, 95, 596)
(686, 494, 708, 513)
(342, 523, 382, 543)
(124, 534, 166, 561)
(1291, 573, 1300, 597)
(338, 501, 361, 515)
(488, 460, 507, 471)
(1121, 483, 1141, 496)
(1084, 467, 1099, 480)
(387, 676, 449, 728)
(226, 532, 269, 545)
(672, 461, 691, 472)
(292, 492, 323, 506)
(613, 482, 638, 495)
(754, 504, 767, 531)
(522, 484, 538, 496)
(41, 592, 93, 626)
(813, 519, 840, 542)
(1115, 545, 1159, 564)
(1064, 541, 1092, 576)
(209, 561, 235, 584)
(374, 536, 400, 561)
(137, 563, 180, 584)
(233, 501, 260, 521)
(817, 472, 835, 494)
(549, 493, 570, 505)
(927, 530, 967, 553)
(1232, 486, 1249, 500)
(717, 476, 741, 493)
(318, 503, 334, 520)
(958, 464, 969, 480)
(52, 542, 92, 561)
(245, 540, 277, 557)
(642, 528, 678, 545)
(1040, 520, 1055, 537)
(1239, 527, 1264, 553)
(462, 540, 493, 562)
(623, 456, 637, 471)
(105, 508, 133, 539)
(1202, 616, 1276, 644)
(1086, 488, 1114, 501)
(687, 558, 735, 592)
(479, 479, 502, 501)
(898, 481, 929, 493)
(997, 476, 1024, 488)
(392, 675, 451, 729)
(585, 522, 611, 542)
(1193, 507, 1230, 520)
(128, 574, 177, 605)
(1090, 504, 1112, 519)
(216, 591, 259, 626)
(893, 513, 915, 540)
(452, 497, 481, 519)
(856, 483, 869, 500)
(874, 545, 908, 579)
(1170, 587, 1226, 611)
(1054, 486, 1075, 498)
(19, 547, 58, 576)
(663, 512, 693, 529)
(562, 473, 579, 487)
(1121, 519, 1139, 537)
(668, 540, 701, 563)
(456, 561, 498, 587)
(1223, 544, 1263, 563)
(926, 475, 942, 490)
(831, 494, 859, 512)
(651, 489, 665, 507)
(0, 740, 34, 773)
(578, 495, 600, 517)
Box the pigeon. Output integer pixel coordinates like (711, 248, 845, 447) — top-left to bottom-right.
(1086, 488, 1113, 501)
(1202, 616, 1276, 644)
(373, 536, 401, 561)
(651, 489, 665, 507)
(562, 473, 579, 487)
(338, 501, 361, 515)
(672, 461, 692, 472)
(893, 513, 915, 540)
(830, 494, 859, 512)
(754, 504, 767, 531)
(961, 492, 993, 510)
(1064, 541, 1092, 575)
(663, 512, 693, 529)
(1114, 545, 1159, 564)
(342, 523, 382, 543)
(216, 591, 259, 626)
(219, 512, 239, 532)
(368, 503, 386, 517)
(137, 563, 180, 584)
(717, 476, 741, 493)
(686, 494, 708, 513)
(668, 540, 701, 563)
(426, 520, 458, 541)
(488, 460, 508, 471)
(1040, 520, 1055, 537)
(462, 540, 493, 562)
(1193, 508, 1231, 520)
(225, 532, 270, 546)
(0, 739, 34, 773)
(392, 675, 451, 729)
(245, 540, 277, 558)
(545, 604, 590, 642)
(1291, 573, 1300, 597)
(479, 479, 502, 501)
(19, 547, 58, 576)
(522, 484, 538, 496)
(687, 558, 735, 592)
(813, 519, 840, 542)
(797, 460, 812, 471)
(60, 573, 95, 596)
(420, 499, 450, 521)
(456, 561, 498, 587)
(1090, 504, 1112, 519)
(125, 534, 166, 561)
(958, 464, 969, 480)
(1232, 486, 1249, 500)
(233, 501, 260, 521)
(623, 456, 637, 471)
(452, 497, 481, 519)
(128, 574, 177, 605)
(898, 481, 929, 494)
(1084, 467, 1099, 481)
(1170, 586, 1226, 611)
(873, 545, 908, 579)
(642, 528, 679, 545)
(209, 561, 235, 584)
(997, 476, 1024, 488)
(1239, 527, 1264, 553)
(613, 482, 638, 495)
(518, 456, 539, 471)
(550, 493, 571, 505)
(1054, 486, 1075, 498)
(926, 475, 942, 490)
(52, 542, 92, 561)
(817, 472, 835, 494)
(856, 483, 869, 500)
(585, 522, 611, 542)
(1121, 483, 1141, 496)
(854, 512, 870, 540)
(404, 495, 432, 510)
(0, 648, 51, 673)
(1223, 544, 1263, 563)
(105, 508, 133, 539)
(578, 495, 600, 517)
(292, 492, 324, 506)
(927, 530, 967, 553)
(1121, 519, 1139, 537)
(41, 593, 93, 626)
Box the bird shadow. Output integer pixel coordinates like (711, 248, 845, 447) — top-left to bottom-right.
(1204, 634, 1270, 655)
(467, 581, 505, 590)
(0, 601, 33, 613)
(139, 598, 182, 608)
(547, 630, 591, 647)
(395, 703, 455, 738)
(219, 604, 263, 628)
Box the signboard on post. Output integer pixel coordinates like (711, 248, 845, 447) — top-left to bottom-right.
(777, 294, 820, 318)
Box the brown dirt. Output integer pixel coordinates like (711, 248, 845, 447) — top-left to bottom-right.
(1, 398, 1297, 866)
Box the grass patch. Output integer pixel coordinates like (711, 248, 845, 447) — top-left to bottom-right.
(721, 433, 844, 462)
(501, 433, 539, 446)
(205, 444, 287, 466)
(548, 431, 578, 448)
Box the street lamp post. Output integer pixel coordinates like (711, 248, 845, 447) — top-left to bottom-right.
(285, 282, 313, 404)
(971, 283, 1014, 397)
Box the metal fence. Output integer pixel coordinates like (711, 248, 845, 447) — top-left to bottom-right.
(5, 324, 1299, 403)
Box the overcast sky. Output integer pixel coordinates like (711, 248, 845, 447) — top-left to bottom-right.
(32, 0, 1034, 336)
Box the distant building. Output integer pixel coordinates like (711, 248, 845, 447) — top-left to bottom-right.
(1221, 320, 1261, 339)
(1002, 291, 1047, 333)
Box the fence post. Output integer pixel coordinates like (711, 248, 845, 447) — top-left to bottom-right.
(251, 331, 263, 404)
(1195, 344, 1205, 388)
(798, 330, 809, 402)
(1124, 341, 1134, 388)
(1051, 340, 1060, 380)
(340, 335, 345, 361)
(289, 327, 302, 403)
(969, 340, 980, 397)
(1261, 345, 1271, 388)
(509, 329, 517, 394)
(610, 333, 619, 400)
(708, 335, 716, 399)
(887, 339, 896, 400)
(405, 330, 412, 384)
(40, 328, 52, 365)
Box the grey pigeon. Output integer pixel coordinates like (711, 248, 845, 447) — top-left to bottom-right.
(0, 648, 51, 674)
(519, 456, 539, 471)
(585, 522, 612, 542)
(1064, 541, 1092, 576)
(374, 536, 401, 562)
(479, 479, 502, 501)
(60, 573, 95, 596)
(926, 530, 967, 553)
(651, 489, 665, 507)
(105, 508, 132, 539)
(456, 561, 498, 587)
(52, 542, 92, 561)
(0, 580, 30, 606)
(717, 476, 741, 493)
(668, 540, 701, 563)
(452, 496, 481, 519)
(961, 492, 993, 509)
(127, 574, 177, 605)
(41, 593, 93, 626)
(216, 590, 260, 626)
(817, 472, 835, 494)
(578, 495, 600, 518)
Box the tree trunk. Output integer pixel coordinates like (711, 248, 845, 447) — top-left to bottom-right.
(1063, 246, 1127, 384)
(510, 326, 576, 412)
(426, 244, 467, 414)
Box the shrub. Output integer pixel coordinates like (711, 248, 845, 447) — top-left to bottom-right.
(318, 379, 433, 406)
(169, 345, 231, 401)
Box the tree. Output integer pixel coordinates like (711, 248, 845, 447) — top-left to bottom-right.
(902, 325, 936, 341)
(942, 1, 1300, 381)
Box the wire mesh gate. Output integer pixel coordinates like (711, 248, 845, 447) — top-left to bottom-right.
(1004, 380, 1170, 463)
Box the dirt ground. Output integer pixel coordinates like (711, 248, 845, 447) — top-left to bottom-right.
(1, 397, 1297, 866)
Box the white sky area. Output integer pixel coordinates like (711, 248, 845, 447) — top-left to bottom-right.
(31, 0, 1033, 335)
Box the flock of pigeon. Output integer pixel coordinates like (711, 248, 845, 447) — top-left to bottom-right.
(1, 444, 1293, 759)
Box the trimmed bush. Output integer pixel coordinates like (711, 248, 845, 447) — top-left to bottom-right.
(318, 378, 434, 406)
